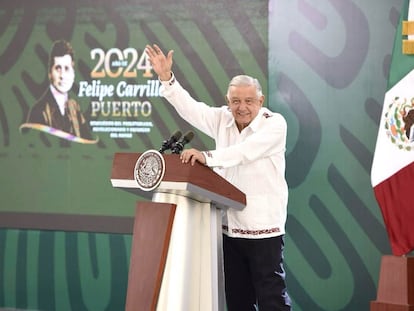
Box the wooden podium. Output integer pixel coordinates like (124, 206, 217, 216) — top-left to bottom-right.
(371, 255, 414, 311)
(111, 152, 246, 311)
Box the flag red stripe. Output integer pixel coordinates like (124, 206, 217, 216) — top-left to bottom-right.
(373, 161, 414, 256)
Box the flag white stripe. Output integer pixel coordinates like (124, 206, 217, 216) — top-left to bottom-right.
(371, 69, 414, 187)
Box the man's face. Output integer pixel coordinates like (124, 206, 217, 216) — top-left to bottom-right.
(49, 54, 74, 94)
(226, 84, 264, 131)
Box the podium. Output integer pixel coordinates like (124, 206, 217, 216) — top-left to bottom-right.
(111, 152, 246, 311)
(370, 255, 414, 311)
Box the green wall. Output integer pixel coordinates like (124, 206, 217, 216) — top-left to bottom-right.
(0, 0, 407, 310)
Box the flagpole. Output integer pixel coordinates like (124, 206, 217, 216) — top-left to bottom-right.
(403, 0, 414, 53)
(409, 0, 413, 40)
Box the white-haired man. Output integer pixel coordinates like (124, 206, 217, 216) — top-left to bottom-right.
(146, 44, 292, 311)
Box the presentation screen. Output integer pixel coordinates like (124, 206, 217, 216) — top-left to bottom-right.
(0, 1, 268, 229)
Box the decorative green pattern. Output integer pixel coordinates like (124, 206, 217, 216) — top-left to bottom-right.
(269, 0, 404, 310)
(0, 0, 407, 310)
(0, 229, 131, 310)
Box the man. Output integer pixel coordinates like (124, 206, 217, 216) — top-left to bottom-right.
(25, 40, 92, 140)
(146, 44, 292, 311)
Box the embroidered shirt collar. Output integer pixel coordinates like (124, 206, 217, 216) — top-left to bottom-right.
(225, 107, 265, 132)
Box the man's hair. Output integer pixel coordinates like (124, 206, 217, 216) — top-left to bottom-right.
(48, 40, 75, 71)
(226, 75, 263, 98)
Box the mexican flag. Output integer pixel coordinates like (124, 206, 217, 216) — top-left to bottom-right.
(371, 0, 414, 256)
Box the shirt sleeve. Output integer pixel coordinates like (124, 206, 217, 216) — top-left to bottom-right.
(203, 113, 287, 168)
(159, 73, 222, 138)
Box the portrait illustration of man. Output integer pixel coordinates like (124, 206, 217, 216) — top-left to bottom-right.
(22, 40, 97, 143)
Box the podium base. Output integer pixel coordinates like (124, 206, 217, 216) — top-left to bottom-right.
(371, 301, 414, 311)
(370, 255, 414, 311)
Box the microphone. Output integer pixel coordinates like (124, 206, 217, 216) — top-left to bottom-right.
(159, 130, 182, 153)
(171, 131, 194, 154)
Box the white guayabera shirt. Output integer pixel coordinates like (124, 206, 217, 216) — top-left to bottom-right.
(160, 74, 289, 239)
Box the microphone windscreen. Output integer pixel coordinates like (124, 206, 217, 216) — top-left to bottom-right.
(183, 131, 194, 143)
(172, 130, 182, 141)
